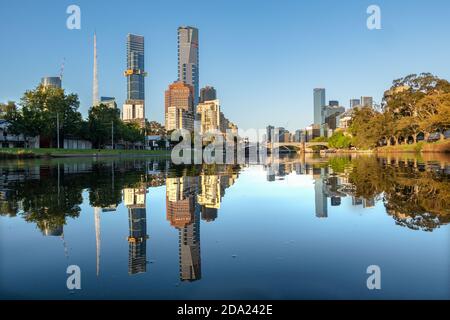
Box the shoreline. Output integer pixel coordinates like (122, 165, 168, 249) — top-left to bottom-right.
(0, 148, 171, 159)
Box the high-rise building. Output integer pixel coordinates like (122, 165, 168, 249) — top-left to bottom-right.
(165, 81, 195, 132)
(41, 77, 62, 89)
(350, 99, 361, 109)
(123, 34, 146, 128)
(314, 88, 326, 125)
(124, 187, 148, 275)
(196, 99, 221, 134)
(200, 86, 216, 103)
(266, 125, 275, 143)
(360, 96, 373, 108)
(178, 26, 199, 106)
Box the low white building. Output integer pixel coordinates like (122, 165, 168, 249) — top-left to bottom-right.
(0, 120, 40, 148)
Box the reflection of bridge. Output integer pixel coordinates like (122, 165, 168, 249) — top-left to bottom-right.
(267, 142, 329, 152)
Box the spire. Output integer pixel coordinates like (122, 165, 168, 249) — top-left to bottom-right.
(93, 32, 99, 106)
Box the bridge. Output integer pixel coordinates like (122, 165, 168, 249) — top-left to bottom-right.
(267, 141, 329, 152)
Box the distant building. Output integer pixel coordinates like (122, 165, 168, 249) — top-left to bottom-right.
(100, 96, 117, 109)
(122, 100, 145, 128)
(197, 100, 221, 134)
(0, 120, 40, 148)
(41, 77, 62, 89)
(329, 100, 339, 107)
(266, 125, 275, 142)
(178, 26, 199, 106)
(165, 81, 195, 132)
(200, 86, 216, 103)
(337, 109, 355, 129)
(360, 96, 373, 108)
(349, 99, 361, 109)
(314, 88, 326, 126)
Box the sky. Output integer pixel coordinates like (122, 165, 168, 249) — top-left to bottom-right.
(1, 0, 449, 132)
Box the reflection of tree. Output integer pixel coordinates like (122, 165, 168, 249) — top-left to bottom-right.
(347, 156, 450, 231)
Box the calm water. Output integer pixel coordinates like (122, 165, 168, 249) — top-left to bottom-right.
(0, 154, 449, 300)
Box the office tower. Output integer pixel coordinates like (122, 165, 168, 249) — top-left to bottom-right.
(196, 100, 221, 134)
(314, 169, 328, 218)
(165, 81, 195, 132)
(100, 96, 117, 109)
(123, 34, 146, 128)
(165, 176, 201, 281)
(41, 77, 62, 89)
(314, 88, 326, 125)
(200, 86, 216, 103)
(360, 96, 373, 108)
(329, 100, 339, 107)
(179, 210, 201, 281)
(350, 99, 361, 109)
(178, 26, 199, 106)
(93, 33, 99, 106)
(124, 187, 148, 275)
(266, 125, 275, 143)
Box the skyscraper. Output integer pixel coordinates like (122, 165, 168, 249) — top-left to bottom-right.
(92, 33, 99, 106)
(165, 81, 194, 132)
(314, 88, 326, 125)
(178, 26, 199, 106)
(123, 34, 146, 128)
(349, 99, 361, 109)
(200, 86, 216, 103)
(360, 96, 373, 108)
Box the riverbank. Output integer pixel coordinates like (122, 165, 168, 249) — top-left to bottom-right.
(376, 140, 450, 153)
(0, 148, 171, 159)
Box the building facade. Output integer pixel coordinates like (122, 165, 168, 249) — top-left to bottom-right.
(314, 88, 326, 126)
(41, 77, 62, 89)
(123, 34, 146, 128)
(200, 86, 216, 103)
(165, 81, 195, 132)
(178, 26, 199, 106)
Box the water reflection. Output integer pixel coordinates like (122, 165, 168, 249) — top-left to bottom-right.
(0, 154, 448, 289)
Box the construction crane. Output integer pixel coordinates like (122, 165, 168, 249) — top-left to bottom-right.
(60, 57, 66, 82)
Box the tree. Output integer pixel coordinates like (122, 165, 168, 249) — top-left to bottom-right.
(328, 131, 352, 149)
(6, 85, 84, 147)
(87, 103, 121, 148)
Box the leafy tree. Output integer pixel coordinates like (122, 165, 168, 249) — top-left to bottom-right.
(87, 103, 121, 148)
(328, 131, 353, 149)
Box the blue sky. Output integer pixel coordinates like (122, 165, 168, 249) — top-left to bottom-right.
(1, 0, 449, 131)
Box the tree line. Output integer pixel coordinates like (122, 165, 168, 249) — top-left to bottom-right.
(348, 73, 450, 149)
(1, 85, 146, 148)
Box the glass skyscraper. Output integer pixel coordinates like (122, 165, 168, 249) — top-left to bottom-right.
(125, 34, 145, 101)
(178, 26, 199, 106)
(314, 88, 326, 125)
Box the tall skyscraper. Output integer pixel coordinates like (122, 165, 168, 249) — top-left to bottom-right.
(165, 176, 201, 282)
(123, 34, 146, 128)
(124, 187, 148, 275)
(360, 96, 373, 108)
(314, 88, 326, 125)
(200, 86, 216, 103)
(165, 81, 195, 132)
(349, 99, 361, 109)
(178, 26, 199, 106)
(93, 33, 99, 106)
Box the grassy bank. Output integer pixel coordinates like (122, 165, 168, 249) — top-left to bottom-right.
(376, 140, 450, 153)
(0, 148, 171, 159)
